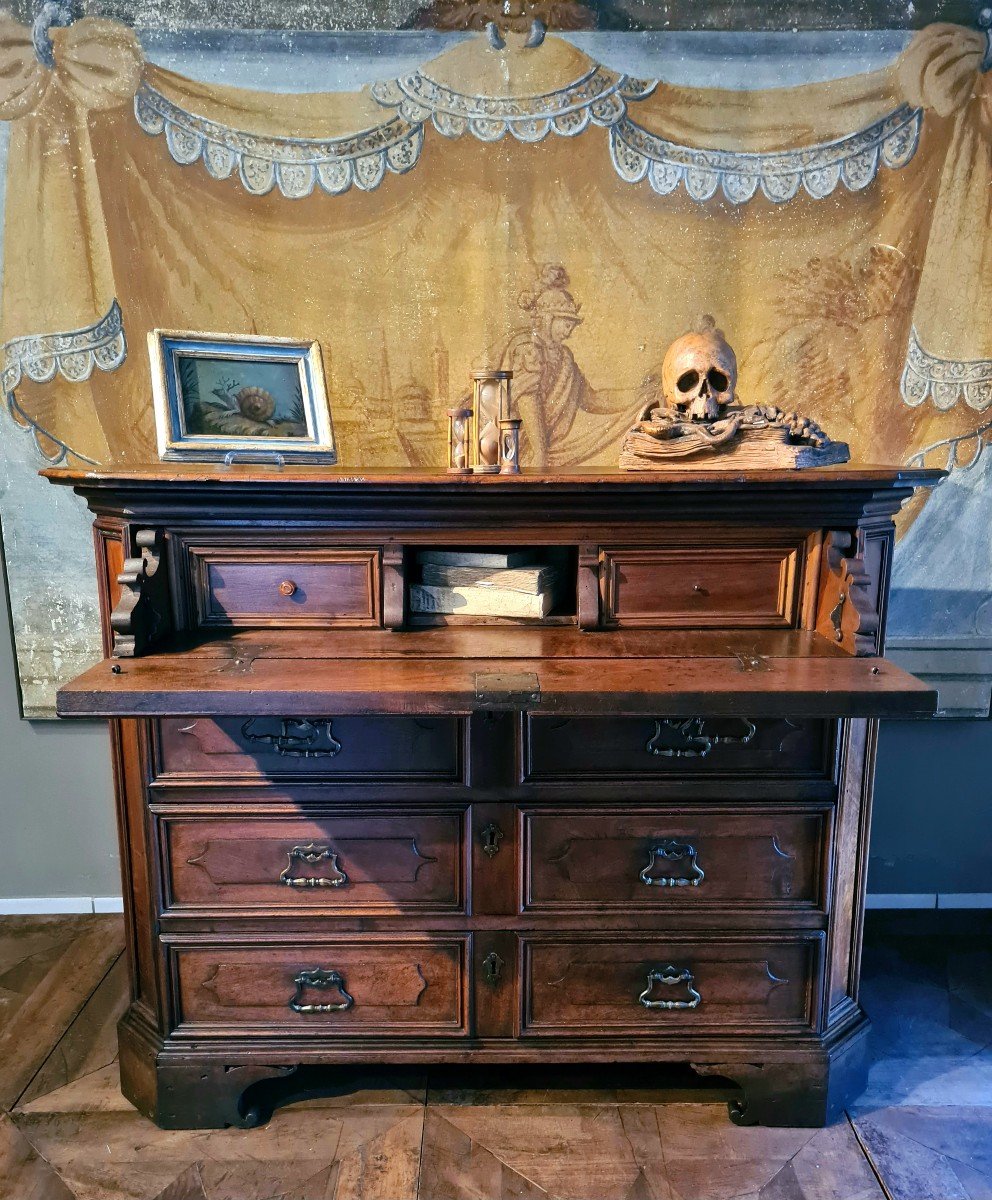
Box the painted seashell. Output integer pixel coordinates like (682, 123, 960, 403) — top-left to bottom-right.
(236, 386, 276, 423)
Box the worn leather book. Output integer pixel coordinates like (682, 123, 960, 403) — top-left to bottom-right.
(416, 548, 537, 569)
(410, 582, 556, 618)
(421, 563, 560, 595)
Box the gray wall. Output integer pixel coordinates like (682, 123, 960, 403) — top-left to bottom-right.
(871, 718, 992, 898)
(0, 556, 119, 899)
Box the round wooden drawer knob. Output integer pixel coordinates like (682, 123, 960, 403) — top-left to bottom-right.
(278, 579, 297, 597)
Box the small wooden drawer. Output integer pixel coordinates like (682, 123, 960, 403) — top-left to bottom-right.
(173, 937, 470, 1035)
(162, 810, 467, 913)
(523, 716, 831, 782)
(522, 806, 828, 913)
(154, 715, 463, 782)
(601, 543, 803, 628)
(521, 933, 821, 1036)
(189, 547, 381, 627)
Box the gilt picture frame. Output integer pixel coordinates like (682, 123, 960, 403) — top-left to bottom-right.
(149, 330, 336, 464)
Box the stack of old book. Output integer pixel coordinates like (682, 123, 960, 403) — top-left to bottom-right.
(410, 549, 561, 619)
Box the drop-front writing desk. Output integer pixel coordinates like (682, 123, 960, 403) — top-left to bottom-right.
(48, 465, 939, 1129)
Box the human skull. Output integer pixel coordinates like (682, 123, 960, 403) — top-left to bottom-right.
(661, 316, 737, 422)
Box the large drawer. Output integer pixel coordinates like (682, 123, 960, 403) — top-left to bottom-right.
(154, 715, 464, 782)
(522, 806, 828, 913)
(521, 933, 821, 1036)
(523, 716, 831, 782)
(162, 810, 467, 914)
(600, 542, 804, 628)
(187, 546, 381, 628)
(173, 937, 470, 1035)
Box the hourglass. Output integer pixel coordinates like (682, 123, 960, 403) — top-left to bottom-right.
(446, 406, 473, 474)
(471, 370, 512, 474)
(498, 418, 522, 474)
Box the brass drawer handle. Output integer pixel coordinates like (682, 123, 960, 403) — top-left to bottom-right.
(278, 579, 297, 597)
(639, 840, 704, 888)
(646, 717, 757, 758)
(289, 968, 354, 1014)
(639, 966, 701, 1011)
(241, 717, 342, 758)
(279, 844, 348, 889)
(480, 822, 504, 859)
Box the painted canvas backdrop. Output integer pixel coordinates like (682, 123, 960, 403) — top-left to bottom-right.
(1, 23, 990, 714)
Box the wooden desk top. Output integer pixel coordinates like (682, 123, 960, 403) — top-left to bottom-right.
(57, 627, 937, 720)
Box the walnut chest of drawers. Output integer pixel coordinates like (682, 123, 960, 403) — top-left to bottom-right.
(48, 465, 939, 1129)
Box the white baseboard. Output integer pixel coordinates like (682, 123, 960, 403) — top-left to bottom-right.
(866, 893, 992, 910)
(865, 893, 937, 909)
(0, 896, 95, 915)
(937, 893, 992, 910)
(0, 896, 124, 915)
(0, 893, 989, 915)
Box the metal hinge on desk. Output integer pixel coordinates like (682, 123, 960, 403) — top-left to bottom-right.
(474, 671, 541, 708)
(735, 651, 771, 672)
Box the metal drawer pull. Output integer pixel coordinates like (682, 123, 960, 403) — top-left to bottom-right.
(639, 840, 704, 888)
(289, 968, 354, 1014)
(646, 717, 757, 758)
(638, 966, 701, 1010)
(241, 717, 342, 758)
(278, 579, 297, 597)
(480, 822, 504, 859)
(279, 844, 348, 889)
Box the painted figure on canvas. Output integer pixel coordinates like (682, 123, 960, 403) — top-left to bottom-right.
(496, 265, 638, 469)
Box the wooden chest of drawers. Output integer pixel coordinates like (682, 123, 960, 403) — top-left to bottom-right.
(49, 466, 939, 1129)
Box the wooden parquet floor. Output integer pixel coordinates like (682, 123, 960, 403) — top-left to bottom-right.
(1, 915, 990, 1200)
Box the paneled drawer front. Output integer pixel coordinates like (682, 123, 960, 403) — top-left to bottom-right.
(155, 715, 463, 782)
(163, 810, 466, 913)
(190, 548, 380, 627)
(521, 934, 820, 1036)
(523, 807, 828, 913)
(601, 544, 802, 628)
(524, 716, 831, 782)
(174, 938, 469, 1034)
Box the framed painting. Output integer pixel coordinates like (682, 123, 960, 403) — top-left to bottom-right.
(149, 330, 336, 463)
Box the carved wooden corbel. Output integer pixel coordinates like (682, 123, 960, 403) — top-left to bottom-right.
(110, 529, 171, 657)
(382, 545, 405, 630)
(815, 530, 880, 657)
(576, 543, 601, 630)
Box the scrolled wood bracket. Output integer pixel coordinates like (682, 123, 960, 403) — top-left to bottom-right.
(815, 530, 880, 657)
(110, 529, 171, 657)
(576, 543, 600, 630)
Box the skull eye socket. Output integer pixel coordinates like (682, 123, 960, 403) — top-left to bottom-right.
(676, 370, 700, 393)
(707, 368, 730, 392)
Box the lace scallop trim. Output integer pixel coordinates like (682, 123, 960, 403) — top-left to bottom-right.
(369, 66, 656, 142)
(609, 103, 923, 204)
(901, 327, 992, 412)
(134, 81, 425, 198)
(0, 302, 122, 465)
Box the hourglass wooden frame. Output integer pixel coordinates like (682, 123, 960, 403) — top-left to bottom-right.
(471, 370, 513, 474)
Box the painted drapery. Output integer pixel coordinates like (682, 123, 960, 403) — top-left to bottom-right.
(0, 18, 990, 480)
